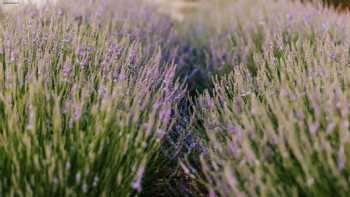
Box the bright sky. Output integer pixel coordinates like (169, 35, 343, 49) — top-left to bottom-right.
(1, 0, 198, 22)
(1, 0, 55, 11)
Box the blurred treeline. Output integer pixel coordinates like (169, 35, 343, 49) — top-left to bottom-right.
(327, 0, 350, 9)
(302, 0, 350, 9)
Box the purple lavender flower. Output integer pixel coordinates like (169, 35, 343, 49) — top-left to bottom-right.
(281, 88, 289, 98)
(227, 124, 238, 134)
(331, 52, 337, 61)
(326, 121, 336, 134)
(77, 48, 85, 57)
(207, 98, 215, 109)
(226, 170, 237, 188)
(303, 15, 312, 25)
(157, 128, 166, 139)
(107, 43, 115, 54)
(87, 47, 94, 54)
(234, 97, 242, 114)
(160, 108, 171, 124)
(26, 121, 34, 130)
(209, 190, 217, 197)
(287, 13, 294, 24)
(10, 51, 17, 62)
(132, 166, 145, 193)
(309, 122, 319, 135)
(80, 59, 89, 69)
(337, 147, 346, 171)
(74, 105, 82, 121)
(271, 136, 279, 145)
(129, 48, 137, 65)
(98, 86, 107, 97)
(322, 22, 329, 33)
(63, 64, 72, 78)
(228, 141, 241, 159)
(58, 9, 64, 17)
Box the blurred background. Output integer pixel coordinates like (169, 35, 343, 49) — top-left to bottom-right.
(1, 0, 350, 19)
(2, 0, 350, 16)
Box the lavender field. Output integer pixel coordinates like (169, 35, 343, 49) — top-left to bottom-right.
(0, 0, 350, 196)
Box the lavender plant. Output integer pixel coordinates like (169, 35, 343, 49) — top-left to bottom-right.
(4, 0, 350, 196)
(0, 0, 185, 195)
(191, 0, 350, 196)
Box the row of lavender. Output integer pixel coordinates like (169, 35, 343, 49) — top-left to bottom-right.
(189, 0, 350, 196)
(0, 0, 185, 195)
